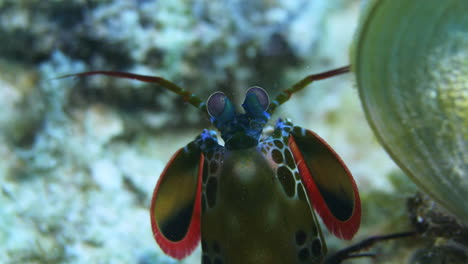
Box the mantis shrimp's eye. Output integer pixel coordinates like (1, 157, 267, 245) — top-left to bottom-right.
(207, 91, 227, 118)
(245, 86, 269, 111)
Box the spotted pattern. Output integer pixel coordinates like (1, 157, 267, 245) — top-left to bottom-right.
(293, 229, 323, 263)
(295, 230, 307, 246)
(258, 119, 326, 262)
(311, 238, 322, 257)
(202, 148, 224, 211)
(273, 139, 284, 149)
(260, 120, 308, 201)
(271, 149, 284, 164)
(277, 165, 295, 197)
(261, 137, 299, 198)
(284, 148, 296, 169)
(296, 183, 307, 202)
(294, 171, 300, 180)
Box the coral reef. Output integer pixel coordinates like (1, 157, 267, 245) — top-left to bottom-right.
(0, 0, 440, 263)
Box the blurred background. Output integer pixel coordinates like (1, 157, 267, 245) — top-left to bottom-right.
(0, 1, 423, 263)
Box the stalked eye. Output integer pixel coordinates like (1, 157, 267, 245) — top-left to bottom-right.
(245, 86, 269, 111)
(207, 92, 227, 117)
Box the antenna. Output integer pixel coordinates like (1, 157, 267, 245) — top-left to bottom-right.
(268, 65, 350, 115)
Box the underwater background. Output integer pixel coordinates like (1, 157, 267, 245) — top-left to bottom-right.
(0, 0, 466, 263)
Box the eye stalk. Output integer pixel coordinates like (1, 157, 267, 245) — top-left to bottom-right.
(206, 92, 226, 117)
(206, 87, 270, 150)
(206, 91, 235, 123)
(245, 86, 269, 111)
(242, 86, 270, 120)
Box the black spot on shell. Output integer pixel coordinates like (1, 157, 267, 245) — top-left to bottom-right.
(274, 139, 284, 149)
(271, 149, 284, 164)
(295, 230, 307, 246)
(298, 248, 310, 261)
(297, 183, 307, 202)
(210, 161, 218, 174)
(206, 177, 218, 208)
(284, 149, 296, 169)
(202, 255, 212, 264)
(277, 166, 295, 197)
(311, 238, 322, 257)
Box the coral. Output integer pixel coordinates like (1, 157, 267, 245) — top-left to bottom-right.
(0, 0, 415, 263)
(407, 193, 468, 262)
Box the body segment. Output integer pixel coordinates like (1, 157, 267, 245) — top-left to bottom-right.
(200, 124, 326, 264)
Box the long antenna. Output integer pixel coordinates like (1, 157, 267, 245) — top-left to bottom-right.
(268, 65, 350, 115)
(55, 71, 207, 115)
